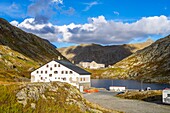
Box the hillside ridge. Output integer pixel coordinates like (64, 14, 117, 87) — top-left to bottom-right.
(101, 35, 170, 83)
(0, 18, 66, 82)
(57, 40, 153, 66)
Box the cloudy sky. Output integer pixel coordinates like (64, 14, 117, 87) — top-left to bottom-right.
(0, 0, 170, 47)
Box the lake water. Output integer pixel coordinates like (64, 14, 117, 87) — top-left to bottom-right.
(91, 79, 170, 90)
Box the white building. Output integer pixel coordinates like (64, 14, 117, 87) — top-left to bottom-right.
(162, 89, 170, 104)
(79, 61, 105, 69)
(31, 60, 91, 91)
(109, 86, 126, 92)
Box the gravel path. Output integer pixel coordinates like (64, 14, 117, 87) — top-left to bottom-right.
(83, 90, 170, 113)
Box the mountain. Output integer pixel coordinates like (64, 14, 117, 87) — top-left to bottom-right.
(0, 18, 66, 81)
(102, 35, 170, 83)
(57, 39, 153, 66)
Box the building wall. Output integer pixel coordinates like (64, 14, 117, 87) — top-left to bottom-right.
(31, 61, 91, 89)
(79, 83, 91, 90)
(79, 61, 105, 69)
(163, 89, 170, 104)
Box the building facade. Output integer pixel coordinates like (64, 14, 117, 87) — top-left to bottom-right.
(79, 61, 105, 69)
(31, 60, 91, 91)
(162, 89, 170, 104)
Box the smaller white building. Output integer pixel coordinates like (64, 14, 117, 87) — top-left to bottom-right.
(31, 60, 91, 91)
(162, 89, 170, 104)
(79, 61, 105, 69)
(109, 86, 126, 92)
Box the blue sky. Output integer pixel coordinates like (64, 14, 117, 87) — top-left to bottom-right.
(0, 0, 170, 47)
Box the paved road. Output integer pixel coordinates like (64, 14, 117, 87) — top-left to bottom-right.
(83, 90, 170, 113)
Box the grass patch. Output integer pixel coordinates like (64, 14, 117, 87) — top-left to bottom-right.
(85, 68, 106, 79)
(117, 90, 162, 102)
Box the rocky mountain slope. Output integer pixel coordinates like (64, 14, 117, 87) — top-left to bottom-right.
(102, 35, 170, 83)
(57, 39, 153, 66)
(0, 18, 65, 81)
(0, 82, 116, 113)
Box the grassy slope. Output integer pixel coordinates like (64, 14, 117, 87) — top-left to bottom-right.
(0, 45, 39, 82)
(0, 18, 66, 82)
(117, 90, 162, 102)
(85, 68, 106, 79)
(0, 82, 117, 113)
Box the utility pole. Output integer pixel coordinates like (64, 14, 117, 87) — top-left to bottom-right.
(140, 79, 144, 91)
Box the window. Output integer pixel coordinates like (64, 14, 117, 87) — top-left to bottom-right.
(41, 77, 43, 80)
(39, 75, 41, 77)
(65, 71, 68, 74)
(46, 65, 49, 68)
(58, 64, 60, 67)
(45, 77, 47, 79)
(54, 71, 58, 74)
(41, 71, 43, 74)
(54, 64, 57, 67)
(49, 74, 52, 77)
(62, 77, 66, 81)
(58, 77, 60, 79)
(80, 78, 82, 81)
(83, 78, 85, 81)
(70, 71, 73, 74)
(61, 71, 64, 74)
(55, 77, 57, 79)
(168, 94, 170, 97)
(45, 71, 47, 74)
(37, 71, 39, 74)
(50, 67, 52, 70)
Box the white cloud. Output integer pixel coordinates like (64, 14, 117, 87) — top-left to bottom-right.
(164, 6, 167, 10)
(113, 11, 119, 16)
(11, 15, 170, 45)
(10, 20, 19, 26)
(8, 2, 19, 10)
(52, 0, 63, 4)
(83, 1, 100, 11)
(0, 2, 25, 18)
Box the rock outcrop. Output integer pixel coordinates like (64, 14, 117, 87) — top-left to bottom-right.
(15, 82, 115, 113)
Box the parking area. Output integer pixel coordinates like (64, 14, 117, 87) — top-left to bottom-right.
(83, 90, 170, 113)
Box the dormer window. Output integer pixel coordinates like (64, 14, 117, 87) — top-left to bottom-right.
(46, 65, 49, 68)
(37, 71, 39, 74)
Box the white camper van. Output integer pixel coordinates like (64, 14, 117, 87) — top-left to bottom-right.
(162, 89, 170, 104)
